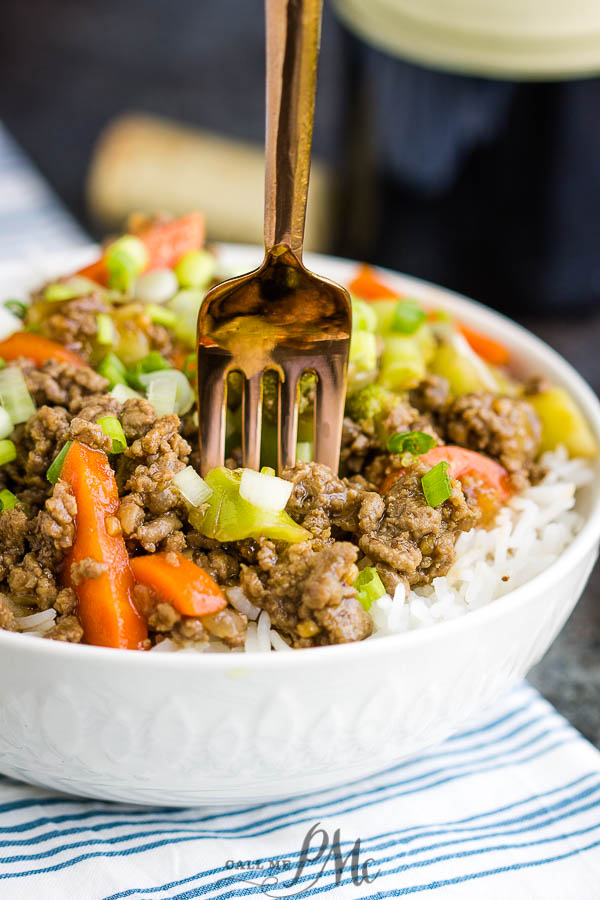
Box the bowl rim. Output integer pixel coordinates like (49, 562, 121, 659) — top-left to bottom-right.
(1, 242, 599, 669)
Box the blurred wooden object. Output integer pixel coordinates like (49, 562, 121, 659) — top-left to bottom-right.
(87, 113, 335, 252)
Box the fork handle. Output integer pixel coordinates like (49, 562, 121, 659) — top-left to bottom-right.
(264, 0, 322, 258)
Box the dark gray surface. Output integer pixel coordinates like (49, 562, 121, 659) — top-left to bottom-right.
(523, 313, 600, 748)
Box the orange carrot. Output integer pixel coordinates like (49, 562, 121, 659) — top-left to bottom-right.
(458, 325, 510, 367)
(0, 333, 85, 367)
(381, 445, 512, 503)
(76, 213, 206, 286)
(130, 551, 227, 617)
(348, 264, 398, 300)
(61, 441, 148, 650)
(140, 212, 206, 270)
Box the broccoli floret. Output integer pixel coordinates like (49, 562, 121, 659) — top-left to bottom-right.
(346, 384, 397, 426)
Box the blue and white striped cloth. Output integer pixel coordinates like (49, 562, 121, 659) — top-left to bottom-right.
(0, 124, 599, 899)
(0, 686, 599, 899)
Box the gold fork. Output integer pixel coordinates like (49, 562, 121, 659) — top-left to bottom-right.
(196, 0, 352, 475)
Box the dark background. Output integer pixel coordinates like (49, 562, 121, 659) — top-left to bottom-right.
(0, 0, 598, 742)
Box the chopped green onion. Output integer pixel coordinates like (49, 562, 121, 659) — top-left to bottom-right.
(351, 296, 377, 332)
(0, 440, 16, 465)
(47, 441, 72, 485)
(44, 276, 102, 302)
(387, 431, 436, 456)
(105, 235, 148, 292)
(126, 351, 172, 390)
(0, 358, 4, 370)
(96, 313, 116, 346)
(139, 369, 195, 417)
(24, 323, 41, 334)
(421, 460, 452, 508)
(173, 249, 217, 289)
(0, 367, 35, 424)
(390, 299, 427, 335)
(239, 468, 293, 511)
(4, 299, 27, 319)
(144, 374, 177, 417)
(172, 466, 213, 506)
(44, 283, 80, 302)
(349, 330, 377, 373)
(134, 269, 178, 304)
(144, 304, 178, 328)
(110, 383, 143, 403)
(97, 416, 127, 453)
(97, 352, 127, 388)
(378, 334, 426, 391)
(355, 567, 386, 611)
(260, 466, 276, 477)
(296, 441, 313, 462)
(0, 489, 19, 511)
(166, 289, 205, 348)
(0, 407, 12, 439)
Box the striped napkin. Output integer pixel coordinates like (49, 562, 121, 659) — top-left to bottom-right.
(0, 125, 599, 899)
(0, 685, 599, 899)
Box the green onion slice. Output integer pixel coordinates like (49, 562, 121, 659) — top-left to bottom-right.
(355, 566, 386, 611)
(172, 466, 213, 506)
(98, 416, 127, 453)
(110, 383, 143, 403)
(421, 460, 452, 507)
(96, 313, 116, 346)
(173, 249, 216, 289)
(0, 367, 35, 424)
(47, 441, 72, 485)
(390, 299, 427, 335)
(97, 352, 127, 389)
(105, 235, 148, 292)
(139, 369, 194, 417)
(351, 296, 378, 332)
(144, 304, 178, 328)
(4, 299, 27, 319)
(126, 351, 172, 391)
(0, 407, 12, 440)
(0, 488, 19, 511)
(387, 431, 436, 456)
(0, 439, 16, 466)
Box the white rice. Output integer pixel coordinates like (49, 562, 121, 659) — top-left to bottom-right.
(149, 446, 593, 653)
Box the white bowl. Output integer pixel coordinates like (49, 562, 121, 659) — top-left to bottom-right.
(0, 245, 599, 806)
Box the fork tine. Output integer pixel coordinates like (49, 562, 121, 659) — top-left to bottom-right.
(278, 365, 301, 471)
(196, 351, 228, 475)
(314, 354, 347, 472)
(242, 373, 263, 470)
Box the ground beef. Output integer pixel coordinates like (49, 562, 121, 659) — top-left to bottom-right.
(7, 552, 58, 610)
(45, 614, 84, 643)
(10, 405, 70, 505)
(69, 416, 113, 454)
(34, 292, 109, 361)
(120, 398, 157, 441)
(340, 416, 373, 474)
(0, 507, 29, 581)
(32, 481, 77, 568)
(443, 392, 542, 490)
(201, 608, 246, 646)
(131, 512, 183, 553)
(0, 593, 17, 631)
(410, 374, 450, 417)
(70, 557, 105, 586)
(24, 360, 108, 411)
(240, 541, 371, 647)
(70, 392, 122, 420)
(359, 458, 480, 586)
(54, 587, 77, 615)
(282, 461, 384, 539)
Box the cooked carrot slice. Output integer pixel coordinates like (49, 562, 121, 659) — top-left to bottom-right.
(348, 264, 398, 300)
(130, 551, 227, 617)
(61, 441, 148, 650)
(0, 333, 85, 367)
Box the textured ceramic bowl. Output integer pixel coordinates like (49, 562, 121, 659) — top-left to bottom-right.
(0, 245, 599, 806)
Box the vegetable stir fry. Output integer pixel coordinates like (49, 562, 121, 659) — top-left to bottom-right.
(0, 213, 596, 652)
